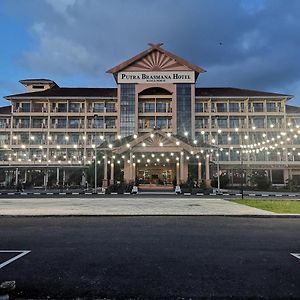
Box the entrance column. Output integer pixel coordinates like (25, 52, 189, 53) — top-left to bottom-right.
(110, 162, 114, 185)
(129, 152, 133, 182)
(56, 167, 60, 186)
(205, 154, 211, 187)
(15, 168, 19, 186)
(132, 162, 136, 183)
(176, 162, 180, 185)
(102, 153, 108, 187)
(180, 154, 184, 183)
(198, 162, 202, 184)
(44, 170, 48, 189)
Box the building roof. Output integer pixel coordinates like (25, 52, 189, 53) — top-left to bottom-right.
(195, 87, 292, 98)
(5, 87, 117, 99)
(286, 105, 300, 114)
(5, 85, 293, 99)
(19, 79, 57, 84)
(106, 43, 206, 75)
(0, 105, 11, 114)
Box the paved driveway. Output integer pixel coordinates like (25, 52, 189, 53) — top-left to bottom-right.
(0, 197, 276, 216)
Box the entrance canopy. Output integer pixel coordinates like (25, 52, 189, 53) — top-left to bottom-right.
(113, 130, 209, 155)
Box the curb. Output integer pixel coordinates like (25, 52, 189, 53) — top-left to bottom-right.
(0, 214, 299, 218)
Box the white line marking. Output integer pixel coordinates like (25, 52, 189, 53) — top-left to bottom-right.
(46, 192, 53, 195)
(289, 195, 296, 197)
(72, 192, 79, 195)
(33, 193, 41, 195)
(291, 253, 300, 260)
(7, 193, 14, 195)
(85, 192, 92, 195)
(0, 250, 31, 269)
(59, 192, 66, 195)
(275, 194, 282, 197)
(262, 194, 269, 197)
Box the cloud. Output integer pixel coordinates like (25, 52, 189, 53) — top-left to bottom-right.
(2, 0, 300, 104)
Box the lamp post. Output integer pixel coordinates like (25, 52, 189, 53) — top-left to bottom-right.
(94, 114, 98, 194)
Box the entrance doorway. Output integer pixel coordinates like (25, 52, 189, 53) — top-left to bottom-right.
(137, 164, 175, 189)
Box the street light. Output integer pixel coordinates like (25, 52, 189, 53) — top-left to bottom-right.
(94, 114, 98, 193)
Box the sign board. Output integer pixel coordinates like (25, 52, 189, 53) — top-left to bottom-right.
(118, 71, 195, 84)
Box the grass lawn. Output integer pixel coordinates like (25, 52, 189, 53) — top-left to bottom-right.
(233, 199, 300, 214)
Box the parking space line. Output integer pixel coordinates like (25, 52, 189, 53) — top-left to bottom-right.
(291, 253, 300, 260)
(0, 250, 31, 269)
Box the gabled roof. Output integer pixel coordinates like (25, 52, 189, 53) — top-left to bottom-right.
(5, 87, 117, 99)
(19, 79, 57, 85)
(106, 43, 206, 75)
(195, 87, 293, 98)
(113, 130, 206, 155)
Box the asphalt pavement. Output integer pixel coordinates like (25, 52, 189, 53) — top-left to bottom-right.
(0, 216, 299, 299)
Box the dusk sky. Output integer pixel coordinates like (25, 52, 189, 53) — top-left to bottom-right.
(1, 0, 300, 106)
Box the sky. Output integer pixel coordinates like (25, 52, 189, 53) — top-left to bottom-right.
(0, 0, 300, 106)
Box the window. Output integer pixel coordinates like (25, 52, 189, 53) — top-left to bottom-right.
(94, 103, 105, 112)
(0, 118, 7, 128)
(22, 103, 31, 112)
(217, 117, 228, 128)
(156, 102, 167, 113)
(120, 84, 135, 137)
(105, 117, 116, 128)
(70, 134, 79, 144)
(94, 117, 104, 128)
(144, 103, 155, 113)
(229, 117, 239, 128)
(253, 103, 264, 112)
(229, 103, 239, 112)
(252, 117, 265, 128)
(144, 117, 155, 129)
(32, 118, 44, 128)
(69, 103, 80, 113)
(195, 102, 204, 112)
(32, 103, 44, 112)
(177, 84, 191, 136)
(69, 119, 80, 128)
(32, 85, 44, 89)
(57, 118, 67, 128)
(57, 103, 67, 112)
(217, 103, 227, 112)
(156, 117, 167, 129)
(106, 103, 115, 112)
(267, 102, 276, 112)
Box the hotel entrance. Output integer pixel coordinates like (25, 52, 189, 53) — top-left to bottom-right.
(137, 165, 175, 185)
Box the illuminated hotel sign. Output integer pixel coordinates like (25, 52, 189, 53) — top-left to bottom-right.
(118, 71, 195, 83)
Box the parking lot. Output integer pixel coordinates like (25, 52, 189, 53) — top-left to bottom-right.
(0, 216, 300, 299)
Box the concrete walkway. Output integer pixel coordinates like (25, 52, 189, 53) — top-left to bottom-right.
(0, 197, 280, 216)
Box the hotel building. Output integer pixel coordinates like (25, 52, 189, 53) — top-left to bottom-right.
(0, 43, 300, 188)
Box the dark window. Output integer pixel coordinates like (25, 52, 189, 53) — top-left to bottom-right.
(120, 84, 135, 137)
(176, 84, 191, 136)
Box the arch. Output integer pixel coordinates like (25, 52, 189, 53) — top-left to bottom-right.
(138, 87, 172, 96)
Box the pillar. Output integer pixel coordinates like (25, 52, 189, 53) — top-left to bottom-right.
(44, 170, 48, 188)
(180, 154, 184, 183)
(198, 162, 202, 184)
(110, 162, 114, 185)
(102, 154, 108, 187)
(24, 169, 27, 183)
(15, 168, 19, 185)
(124, 159, 130, 183)
(132, 162, 136, 183)
(129, 152, 133, 181)
(176, 162, 180, 185)
(205, 155, 211, 187)
(62, 169, 66, 186)
(81, 171, 86, 187)
(56, 167, 60, 186)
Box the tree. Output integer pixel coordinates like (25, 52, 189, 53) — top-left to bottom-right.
(250, 170, 270, 190)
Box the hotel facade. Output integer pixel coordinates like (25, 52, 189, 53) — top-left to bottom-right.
(1, 43, 300, 188)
